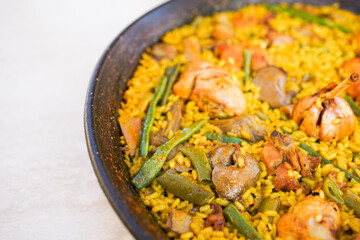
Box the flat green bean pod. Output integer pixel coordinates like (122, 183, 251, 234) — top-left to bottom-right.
(140, 75, 168, 157)
(343, 190, 360, 217)
(133, 120, 206, 189)
(223, 204, 263, 240)
(157, 171, 214, 206)
(180, 147, 212, 184)
(323, 177, 345, 205)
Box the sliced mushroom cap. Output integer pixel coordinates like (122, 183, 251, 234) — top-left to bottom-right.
(253, 66, 294, 108)
(210, 144, 235, 167)
(209, 115, 268, 142)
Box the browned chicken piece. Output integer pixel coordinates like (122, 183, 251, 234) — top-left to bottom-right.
(277, 196, 341, 240)
(341, 58, 360, 103)
(267, 30, 295, 46)
(212, 152, 260, 200)
(292, 74, 359, 142)
(262, 130, 321, 189)
(150, 100, 184, 147)
(205, 204, 225, 231)
(209, 115, 269, 142)
(215, 44, 244, 68)
(262, 143, 283, 175)
(320, 97, 357, 142)
(190, 67, 247, 116)
(253, 66, 295, 108)
(297, 148, 321, 178)
(210, 144, 235, 167)
(213, 14, 234, 41)
(173, 37, 246, 117)
(118, 114, 142, 156)
(151, 43, 177, 61)
(274, 163, 305, 192)
(269, 129, 293, 150)
(248, 47, 273, 71)
(165, 209, 192, 234)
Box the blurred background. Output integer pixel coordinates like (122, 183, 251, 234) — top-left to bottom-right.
(0, 0, 166, 239)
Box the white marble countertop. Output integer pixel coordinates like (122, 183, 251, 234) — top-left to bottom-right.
(0, 0, 166, 239)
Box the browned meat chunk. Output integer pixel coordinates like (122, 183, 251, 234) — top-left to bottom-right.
(173, 59, 247, 117)
(274, 163, 305, 192)
(253, 66, 295, 108)
(165, 209, 192, 234)
(277, 196, 340, 240)
(262, 143, 283, 175)
(205, 204, 225, 231)
(261, 130, 321, 190)
(269, 128, 294, 150)
(212, 153, 260, 200)
(209, 115, 268, 142)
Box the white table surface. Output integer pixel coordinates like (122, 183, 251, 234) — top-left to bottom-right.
(0, 0, 167, 239)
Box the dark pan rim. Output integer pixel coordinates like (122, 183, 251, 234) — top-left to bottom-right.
(84, 1, 171, 239)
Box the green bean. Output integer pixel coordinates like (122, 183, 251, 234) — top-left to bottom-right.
(265, 4, 350, 33)
(205, 132, 251, 146)
(133, 120, 206, 189)
(323, 177, 345, 205)
(223, 204, 263, 240)
(160, 62, 181, 106)
(344, 94, 360, 116)
(258, 197, 281, 224)
(140, 75, 168, 157)
(157, 171, 214, 206)
(343, 190, 360, 217)
(300, 143, 360, 183)
(243, 49, 252, 84)
(180, 148, 212, 184)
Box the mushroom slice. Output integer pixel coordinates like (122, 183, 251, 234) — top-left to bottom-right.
(253, 66, 294, 108)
